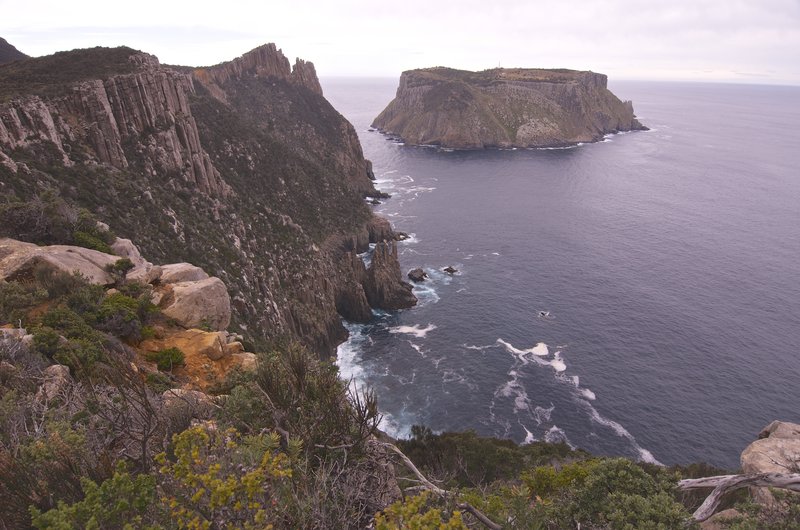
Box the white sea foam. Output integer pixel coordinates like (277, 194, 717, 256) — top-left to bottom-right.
(497, 339, 550, 357)
(398, 233, 419, 245)
(462, 343, 494, 351)
(389, 323, 437, 339)
(550, 352, 567, 372)
(379, 411, 412, 439)
(581, 389, 597, 400)
(522, 425, 537, 444)
(335, 322, 368, 382)
(544, 425, 575, 448)
(579, 400, 662, 465)
(491, 252, 501, 256)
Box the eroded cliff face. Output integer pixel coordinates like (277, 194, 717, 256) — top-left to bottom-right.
(372, 67, 646, 149)
(0, 44, 414, 355)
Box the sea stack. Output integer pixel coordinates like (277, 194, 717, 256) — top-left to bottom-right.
(372, 67, 646, 149)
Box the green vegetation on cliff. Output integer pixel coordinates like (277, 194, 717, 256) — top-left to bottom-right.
(0, 46, 139, 102)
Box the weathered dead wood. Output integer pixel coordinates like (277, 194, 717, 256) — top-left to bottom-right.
(382, 442, 502, 530)
(679, 472, 800, 521)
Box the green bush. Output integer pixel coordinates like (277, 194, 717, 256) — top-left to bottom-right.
(525, 458, 695, 529)
(72, 231, 112, 253)
(105, 258, 135, 285)
(35, 307, 106, 373)
(0, 281, 46, 325)
(398, 426, 584, 488)
(96, 292, 142, 341)
(0, 193, 114, 251)
(34, 267, 90, 301)
(29, 462, 158, 530)
(145, 347, 184, 372)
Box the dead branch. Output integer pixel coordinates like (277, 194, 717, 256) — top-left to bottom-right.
(382, 442, 502, 530)
(679, 472, 800, 521)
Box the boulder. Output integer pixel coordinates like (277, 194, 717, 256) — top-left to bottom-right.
(741, 421, 800, 505)
(443, 266, 458, 274)
(127, 264, 162, 285)
(160, 277, 231, 331)
(407, 268, 427, 282)
(110, 238, 147, 267)
(0, 238, 118, 285)
(35, 364, 71, 403)
(231, 352, 257, 371)
(162, 388, 217, 420)
(159, 263, 210, 284)
(112, 238, 163, 284)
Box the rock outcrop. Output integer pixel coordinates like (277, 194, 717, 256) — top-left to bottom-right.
(0, 44, 415, 355)
(141, 327, 255, 391)
(364, 241, 416, 310)
(741, 420, 800, 505)
(0, 52, 231, 196)
(0, 238, 119, 285)
(372, 67, 647, 149)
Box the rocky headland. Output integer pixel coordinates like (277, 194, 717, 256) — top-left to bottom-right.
(0, 43, 415, 355)
(372, 67, 647, 149)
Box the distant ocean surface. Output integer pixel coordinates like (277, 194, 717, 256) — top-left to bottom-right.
(321, 78, 800, 469)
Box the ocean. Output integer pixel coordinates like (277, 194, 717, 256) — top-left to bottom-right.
(321, 78, 800, 469)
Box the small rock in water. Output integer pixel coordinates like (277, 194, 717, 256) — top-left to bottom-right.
(396, 232, 410, 241)
(443, 266, 458, 274)
(408, 268, 427, 282)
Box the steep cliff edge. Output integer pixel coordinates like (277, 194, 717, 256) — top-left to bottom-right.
(0, 44, 415, 355)
(372, 67, 646, 149)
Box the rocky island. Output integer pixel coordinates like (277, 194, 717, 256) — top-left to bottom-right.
(372, 67, 647, 149)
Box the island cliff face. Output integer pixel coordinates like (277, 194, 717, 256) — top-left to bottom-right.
(372, 67, 646, 149)
(0, 43, 415, 355)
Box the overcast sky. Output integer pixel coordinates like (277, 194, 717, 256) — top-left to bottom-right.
(3, 0, 799, 85)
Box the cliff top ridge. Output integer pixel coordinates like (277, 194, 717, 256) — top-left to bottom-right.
(403, 66, 606, 86)
(0, 46, 156, 102)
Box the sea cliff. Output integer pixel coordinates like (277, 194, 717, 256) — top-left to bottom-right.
(372, 67, 646, 149)
(0, 44, 415, 355)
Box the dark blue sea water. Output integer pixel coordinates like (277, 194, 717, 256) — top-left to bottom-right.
(322, 78, 800, 469)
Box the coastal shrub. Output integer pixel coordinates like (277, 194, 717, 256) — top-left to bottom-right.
(397, 426, 584, 488)
(156, 426, 294, 528)
(374, 492, 467, 530)
(34, 267, 89, 301)
(0, 281, 46, 325)
(253, 343, 381, 455)
(146, 347, 184, 372)
(72, 230, 112, 253)
(727, 490, 800, 529)
(0, 191, 76, 245)
(105, 257, 135, 285)
(29, 462, 158, 529)
(0, 193, 114, 250)
(524, 458, 694, 529)
(96, 292, 142, 341)
(35, 307, 106, 373)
